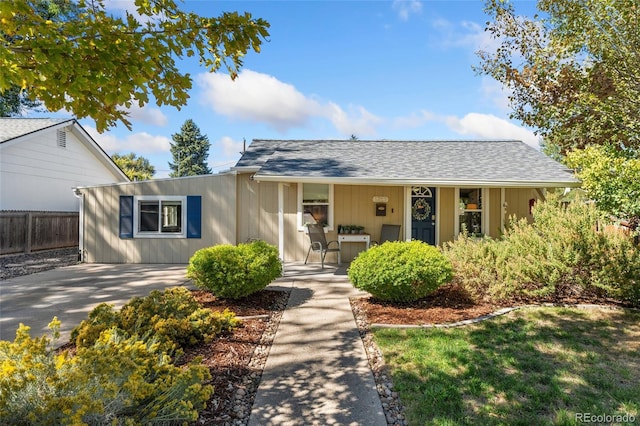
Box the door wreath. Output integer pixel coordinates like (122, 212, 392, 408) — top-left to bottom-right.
(412, 198, 431, 221)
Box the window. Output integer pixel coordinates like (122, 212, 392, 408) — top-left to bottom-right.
(459, 188, 483, 237)
(120, 195, 201, 239)
(298, 183, 333, 230)
(138, 200, 182, 233)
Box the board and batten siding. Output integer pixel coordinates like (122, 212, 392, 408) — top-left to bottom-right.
(505, 188, 540, 225)
(238, 179, 547, 263)
(236, 173, 280, 247)
(333, 184, 405, 263)
(438, 187, 456, 244)
(237, 178, 408, 262)
(0, 127, 125, 211)
(79, 173, 236, 263)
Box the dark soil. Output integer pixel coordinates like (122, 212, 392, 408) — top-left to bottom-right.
(352, 283, 508, 325)
(185, 289, 289, 425)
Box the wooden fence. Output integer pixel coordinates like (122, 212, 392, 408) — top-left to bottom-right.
(0, 211, 79, 255)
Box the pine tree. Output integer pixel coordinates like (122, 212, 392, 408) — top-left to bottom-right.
(169, 120, 212, 177)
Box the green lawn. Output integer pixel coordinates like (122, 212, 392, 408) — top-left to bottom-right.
(373, 307, 640, 425)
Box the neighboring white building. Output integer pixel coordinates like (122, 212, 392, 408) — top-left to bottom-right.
(0, 118, 129, 212)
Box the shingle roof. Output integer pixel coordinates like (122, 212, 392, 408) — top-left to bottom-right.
(235, 139, 580, 186)
(0, 118, 73, 143)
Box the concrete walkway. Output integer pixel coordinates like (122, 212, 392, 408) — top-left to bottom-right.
(249, 263, 386, 426)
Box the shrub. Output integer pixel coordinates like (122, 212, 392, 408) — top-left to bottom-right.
(72, 286, 238, 349)
(348, 240, 453, 302)
(187, 240, 282, 299)
(445, 192, 640, 305)
(0, 320, 212, 425)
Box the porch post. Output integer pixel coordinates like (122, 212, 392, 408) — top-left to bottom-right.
(278, 182, 284, 262)
(404, 186, 411, 241)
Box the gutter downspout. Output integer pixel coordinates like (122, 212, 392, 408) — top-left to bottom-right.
(73, 188, 84, 262)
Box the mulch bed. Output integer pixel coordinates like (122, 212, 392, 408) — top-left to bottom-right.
(351, 284, 508, 325)
(351, 283, 634, 326)
(185, 289, 290, 425)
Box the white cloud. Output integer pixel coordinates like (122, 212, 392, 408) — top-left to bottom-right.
(125, 103, 168, 127)
(219, 136, 244, 158)
(393, 110, 437, 129)
(86, 126, 172, 154)
(197, 70, 321, 132)
(393, 110, 539, 148)
(429, 17, 500, 53)
(205, 136, 246, 172)
(197, 69, 382, 137)
(479, 77, 512, 111)
(324, 103, 383, 137)
(392, 0, 423, 21)
(445, 112, 539, 148)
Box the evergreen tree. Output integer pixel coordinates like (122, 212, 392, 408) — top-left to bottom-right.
(0, 86, 42, 117)
(169, 120, 212, 177)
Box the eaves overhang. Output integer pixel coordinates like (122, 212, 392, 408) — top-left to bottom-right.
(252, 174, 582, 188)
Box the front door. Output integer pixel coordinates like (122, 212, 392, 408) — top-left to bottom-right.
(411, 186, 436, 245)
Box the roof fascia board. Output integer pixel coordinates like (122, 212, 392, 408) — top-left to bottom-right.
(253, 175, 581, 188)
(231, 166, 261, 173)
(75, 169, 236, 191)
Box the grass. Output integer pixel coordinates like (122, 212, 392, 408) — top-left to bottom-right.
(373, 307, 640, 425)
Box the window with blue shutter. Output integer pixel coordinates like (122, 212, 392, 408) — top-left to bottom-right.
(120, 195, 201, 238)
(119, 196, 134, 238)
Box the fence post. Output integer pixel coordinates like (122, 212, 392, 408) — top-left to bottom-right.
(25, 212, 32, 254)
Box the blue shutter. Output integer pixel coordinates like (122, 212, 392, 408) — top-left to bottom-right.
(186, 196, 202, 238)
(119, 196, 134, 238)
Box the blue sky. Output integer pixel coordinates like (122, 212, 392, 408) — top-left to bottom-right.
(44, 0, 540, 178)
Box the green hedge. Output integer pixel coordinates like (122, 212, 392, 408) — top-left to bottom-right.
(348, 240, 453, 302)
(186, 240, 282, 299)
(445, 192, 640, 305)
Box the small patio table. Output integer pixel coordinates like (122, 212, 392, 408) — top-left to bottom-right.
(337, 233, 370, 265)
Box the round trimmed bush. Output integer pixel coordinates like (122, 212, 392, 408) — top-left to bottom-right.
(348, 240, 453, 302)
(186, 240, 282, 299)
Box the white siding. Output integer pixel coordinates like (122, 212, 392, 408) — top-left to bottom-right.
(0, 128, 125, 211)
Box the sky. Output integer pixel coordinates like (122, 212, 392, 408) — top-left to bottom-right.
(38, 0, 541, 179)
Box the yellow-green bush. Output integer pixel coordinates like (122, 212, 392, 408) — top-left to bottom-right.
(445, 192, 640, 305)
(72, 286, 239, 350)
(348, 240, 453, 302)
(0, 320, 212, 424)
(187, 240, 282, 299)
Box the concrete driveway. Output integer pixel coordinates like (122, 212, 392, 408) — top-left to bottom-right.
(0, 264, 192, 344)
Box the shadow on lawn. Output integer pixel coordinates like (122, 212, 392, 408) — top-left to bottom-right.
(385, 307, 640, 425)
